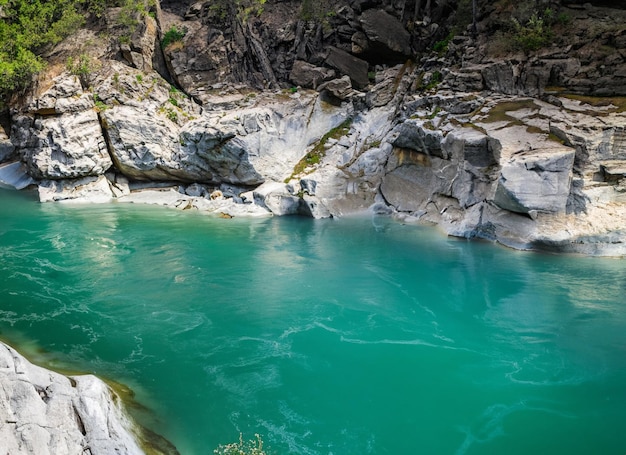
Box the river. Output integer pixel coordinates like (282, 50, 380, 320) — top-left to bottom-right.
(1, 188, 625, 454)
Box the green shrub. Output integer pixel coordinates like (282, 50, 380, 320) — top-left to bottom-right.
(66, 53, 98, 77)
(299, 0, 333, 22)
(117, 0, 156, 44)
(426, 71, 443, 90)
(0, 0, 87, 101)
(511, 12, 552, 51)
(0, 48, 45, 94)
(214, 434, 269, 455)
(165, 108, 178, 122)
(161, 25, 186, 48)
(93, 93, 108, 112)
(237, 0, 266, 23)
(433, 33, 453, 54)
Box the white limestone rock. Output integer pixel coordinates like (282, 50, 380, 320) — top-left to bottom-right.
(117, 188, 271, 217)
(493, 148, 576, 215)
(38, 175, 114, 203)
(0, 342, 143, 455)
(0, 161, 34, 190)
(9, 72, 111, 181)
(19, 110, 111, 180)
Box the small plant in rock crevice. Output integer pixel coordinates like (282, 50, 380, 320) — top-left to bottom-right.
(92, 93, 108, 112)
(161, 25, 187, 49)
(287, 118, 353, 181)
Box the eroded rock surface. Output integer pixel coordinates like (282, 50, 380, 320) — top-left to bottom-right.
(0, 343, 143, 455)
(1, 0, 625, 259)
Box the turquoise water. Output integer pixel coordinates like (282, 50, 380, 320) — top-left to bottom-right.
(1, 188, 626, 455)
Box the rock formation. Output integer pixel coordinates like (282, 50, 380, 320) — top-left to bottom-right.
(0, 342, 144, 455)
(0, 0, 625, 256)
(1, 0, 626, 452)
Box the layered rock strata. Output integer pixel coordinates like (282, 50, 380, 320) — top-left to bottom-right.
(1, 0, 625, 258)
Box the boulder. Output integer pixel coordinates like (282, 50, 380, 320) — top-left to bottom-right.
(301, 194, 332, 218)
(179, 119, 264, 185)
(0, 128, 15, 162)
(17, 110, 111, 180)
(245, 181, 300, 215)
(443, 128, 501, 208)
(264, 191, 303, 215)
(357, 9, 412, 63)
(317, 76, 353, 100)
(9, 72, 112, 181)
(20, 73, 90, 116)
(481, 62, 519, 95)
(493, 148, 576, 215)
(37, 175, 114, 203)
(162, 20, 229, 102)
(443, 128, 501, 168)
(0, 342, 143, 455)
(101, 106, 180, 181)
(392, 121, 446, 158)
(598, 160, 626, 183)
(381, 139, 461, 214)
(289, 61, 336, 89)
(102, 106, 263, 185)
(325, 47, 370, 89)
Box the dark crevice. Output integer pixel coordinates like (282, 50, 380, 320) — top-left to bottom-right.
(34, 385, 51, 404)
(95, 112, 120, 176)
(73, 405, 87, 436)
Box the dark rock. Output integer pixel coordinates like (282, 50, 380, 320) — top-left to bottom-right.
(392, 122, 445, 159)
(357, 9, 412, 63)
(300, 178, 317, 195)
(289, 61, 336, 89)
(325, 46, 370, 89)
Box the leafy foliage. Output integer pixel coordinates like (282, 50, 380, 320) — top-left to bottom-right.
(433, 32, 453, 54)
(161, 25, 186, 48)
(511, 11, 552, 51)
(116, 0, 156, 44)
(237, 0, 266, 22)
(299, 0, 334, 22)
(213, 434, 269, 455)
(0, 0, 86, 98)
(0, 0, 159, 103)
(66, 53, 99, 78)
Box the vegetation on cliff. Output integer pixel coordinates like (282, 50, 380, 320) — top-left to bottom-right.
(0, 0, 154, 105)
(0, 0, 84, 97)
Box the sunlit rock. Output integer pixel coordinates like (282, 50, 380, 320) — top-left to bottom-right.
(0, 342, 143, 455)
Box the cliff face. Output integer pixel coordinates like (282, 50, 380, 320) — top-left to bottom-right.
(1, 0, 625, 255)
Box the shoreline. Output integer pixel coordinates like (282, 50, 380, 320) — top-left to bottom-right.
(0, 337, 179, 455)
(2, 182, 626, 258)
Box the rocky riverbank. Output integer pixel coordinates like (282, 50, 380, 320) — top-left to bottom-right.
(1, 0, 624, 256)
(0, 341, 177, 455)
(1, 0, 625, 452)
(3, 72, 625, 255)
